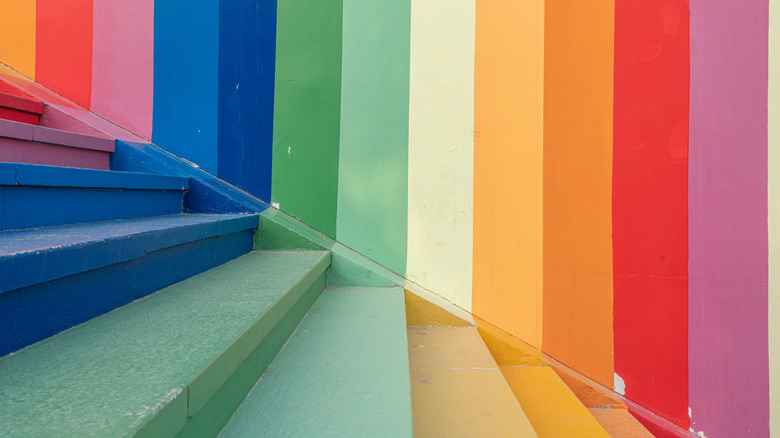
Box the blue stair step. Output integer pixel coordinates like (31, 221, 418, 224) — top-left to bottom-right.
(220, 287, 414, 438)
(0, 162, 189, 230)
(0, 213, 259, 355)
(0, 250, 331, 437)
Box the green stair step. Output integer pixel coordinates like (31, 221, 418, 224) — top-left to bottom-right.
(219, 287, 414, 438)
(0, 250, 330, 437)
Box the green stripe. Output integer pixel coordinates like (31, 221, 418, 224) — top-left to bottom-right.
(337, 0, 410, 274)
(271, 0, 343, 238)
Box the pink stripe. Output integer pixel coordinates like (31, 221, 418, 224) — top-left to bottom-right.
(689, 1, 769, 437)
(90, 0, 154, 139)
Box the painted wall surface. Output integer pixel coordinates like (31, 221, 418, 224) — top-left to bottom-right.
(217, 0, 276, 201)
(542, 0, 615, 388)
(91, 0, 153, 139)
(472, 1, 544, 347)
(271, 0, 342, 238)
(613, 0, 689, 428)
(152, 2, 219, 175)
(771, 1, 780, 435)
(337, 0, 410, 274)
(35, 0, 92, 108)
(0, 0, 35, 79)
(407, 0, 474, 310)
(688, 1, 770, 436)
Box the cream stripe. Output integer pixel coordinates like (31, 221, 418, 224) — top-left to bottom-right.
(407, 0, 475, 311)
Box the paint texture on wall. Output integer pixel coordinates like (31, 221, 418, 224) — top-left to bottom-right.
(35, 0, 92, 108)
(771, 1, 780, 435)
(271, 0, 342, 237)
(613, 0, 689, 428)
(543, 0, 614, 388)
(407, 0, 475, 310)
(152, 1, 219, 175)
(217, 0, 277, 201)
(688, 1, 769, 436)
(0, 0, 35, 79)
(337, 0, 410, 274)
(473, 1, 544, 347)
(91, 0, 153, 139)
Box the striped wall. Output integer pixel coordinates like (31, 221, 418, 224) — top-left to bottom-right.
(1, 2, 777, 436)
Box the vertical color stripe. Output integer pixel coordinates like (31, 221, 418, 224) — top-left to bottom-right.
(771, 1, 780, 435)
(407, 0, 474, 311)
(271, 0, 342, 237)
(91, 0, 154, 139)
(688, 1, 770, 436)
(217, 0, 277, 201)
(613, 0, 690, 428)
(473, 0, 544, 346)
(0, 0, 35, 79)
(337, 0, 410, 274)
(35, 0, 92, 108)
(543, 0, 615, 388)
(152, 1, 219, 175)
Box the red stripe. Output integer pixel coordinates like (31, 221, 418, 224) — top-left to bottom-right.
(613, 0, 690, 428)
(35, 0, 93, 109)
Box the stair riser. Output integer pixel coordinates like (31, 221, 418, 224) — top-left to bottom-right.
(0, 186, 184, 230)
(0, 230, 253, 356)
(0, 137, 110, 170)
(0, 108, 40, 126)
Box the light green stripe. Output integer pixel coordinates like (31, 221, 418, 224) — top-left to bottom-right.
(271, 0, 343, 238)
(337, 0, 410, 274)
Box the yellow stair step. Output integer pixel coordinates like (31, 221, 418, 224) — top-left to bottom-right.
(405, 291, 538, 437)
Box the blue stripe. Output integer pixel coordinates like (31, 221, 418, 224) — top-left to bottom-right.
(217, 0, 277, 201)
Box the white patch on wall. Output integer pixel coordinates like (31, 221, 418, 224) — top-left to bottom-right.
(688, 408, 708, 437)
(288, 146, 291, 157)
(271, 202, 280, 209)
(614, 372, 626, 395)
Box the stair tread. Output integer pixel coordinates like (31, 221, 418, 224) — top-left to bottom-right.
(477, 322, 613, 438)
(0, 213, 256, 257)
(0, 162, 188, 190)
(0, 213, 259, 293)
(0, 250, 330, 437)
(220, 287, 413, 438)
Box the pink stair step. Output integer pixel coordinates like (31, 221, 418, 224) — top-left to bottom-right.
(0, 118, 114, 170)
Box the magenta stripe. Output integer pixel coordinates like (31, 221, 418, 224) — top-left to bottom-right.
(689, 1, 769, 437)
(90, 0, 154, 139)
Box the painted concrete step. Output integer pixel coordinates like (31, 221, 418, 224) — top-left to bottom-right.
(0, 118, 114, 170)
(404, 292, 539, 437)
(0, 250, 330, 437)
(220, 287, 414, 438)
(0, 213, 259, 355)
(0, 91, 44, 125)
(476, 321, 613, 438)
(0, 162, 189, 230)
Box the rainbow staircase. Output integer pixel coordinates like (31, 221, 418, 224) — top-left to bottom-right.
(0, 78, 681, 438)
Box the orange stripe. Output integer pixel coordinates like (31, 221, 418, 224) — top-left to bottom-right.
(0, 0, 36, 79)
(542, 0, 615, 387)
(473, 0, 545, 348)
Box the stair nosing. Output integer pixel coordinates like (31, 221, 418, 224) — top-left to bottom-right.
(0, 162, 188, 191)
(0, 213, 260, 294)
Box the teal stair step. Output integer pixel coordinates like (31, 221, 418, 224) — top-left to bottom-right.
(0, 250, 331, 437)
(219, 287, 414, 438)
